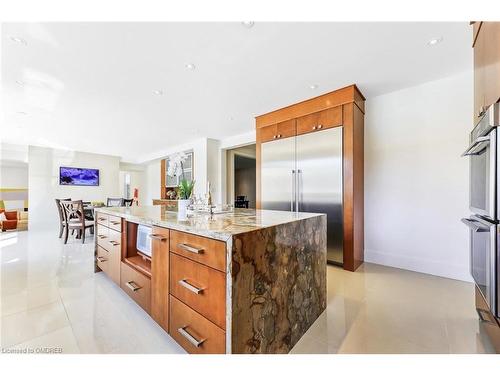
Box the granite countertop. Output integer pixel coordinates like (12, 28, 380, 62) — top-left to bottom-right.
(94, 206, 324, 242)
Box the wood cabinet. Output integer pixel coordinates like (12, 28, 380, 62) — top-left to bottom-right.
(258, 119, 296, 143)
(473, 22, 500, 123)
(170, 230, 226, 272)
(169, 295, 225, 354)
(255, 84, 365, 272)
(96, 215, 122, 285)
(95, 216, 227, 353)
(170, 253, 226, 329)
(296, 106, 342, 135)
(120, 261, 152, 314)
(151, 226, 170, 331)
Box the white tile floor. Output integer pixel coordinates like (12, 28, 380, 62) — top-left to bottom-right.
(0, 229, 495, 354)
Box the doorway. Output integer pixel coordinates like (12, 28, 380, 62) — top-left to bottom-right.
(226, 144, 256, 209)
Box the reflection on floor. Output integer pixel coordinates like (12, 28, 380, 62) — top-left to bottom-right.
(0, 230, 495, 354)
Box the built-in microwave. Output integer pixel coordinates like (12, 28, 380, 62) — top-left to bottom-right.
(136, 224, 152, 257)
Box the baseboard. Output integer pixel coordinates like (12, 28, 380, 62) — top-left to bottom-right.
(364, 248, 473, 282)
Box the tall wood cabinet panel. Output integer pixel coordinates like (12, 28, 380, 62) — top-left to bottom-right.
(255, 84, 365, 272)
(151, 226, 170, 332)
(473, 21, 500, 123)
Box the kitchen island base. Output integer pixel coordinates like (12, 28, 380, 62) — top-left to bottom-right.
(94, 206, 326, 354)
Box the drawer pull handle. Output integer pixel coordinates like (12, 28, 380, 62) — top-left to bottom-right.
(98, 218, 106, 221)
(98, 235, 107, 239)
(150, 234, 168, 242)
(126, 281, 142, 292)
(178, 279, 204, 294)
(178, 243, 204, 254)
(312, 125, 317, 130)
(317, 124, 323, 129)
(97, 256, 107, 262)
(178, 326, 205, 347)
(110, 221, 120, 225)
(109, 240, 120, 246)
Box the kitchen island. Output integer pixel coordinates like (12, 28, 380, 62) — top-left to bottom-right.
(94, 206, 326, 354)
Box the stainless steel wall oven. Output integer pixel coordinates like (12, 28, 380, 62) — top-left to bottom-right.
(462, 103, 500, 317)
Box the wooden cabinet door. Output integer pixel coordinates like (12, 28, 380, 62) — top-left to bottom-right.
(297, 107, 342, 135)
(151, 226, 170, 332)
(484, 22, 500, 111)
(258, 124, 278, 143)
(474, 23, 487, 123)
(276, 119, 296, 139)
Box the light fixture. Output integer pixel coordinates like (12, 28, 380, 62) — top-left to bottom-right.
(153, 89, 164, 95)
(10, 36, 27, 45)
(309, 84, 318, 90)
(427, 37, 443, 46)
(15, 80, 25, 86)
(185, 63, 196, 70)
(241, 21, 255, 28)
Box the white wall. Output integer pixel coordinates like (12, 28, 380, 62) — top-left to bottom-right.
(28, 145, 120, 230)
(0, 165, 28, 188)
(144, 159, 161, 205)
(364, 71, 473, 282)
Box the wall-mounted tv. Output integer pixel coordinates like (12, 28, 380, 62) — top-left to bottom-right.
(59, 167, 99, 186)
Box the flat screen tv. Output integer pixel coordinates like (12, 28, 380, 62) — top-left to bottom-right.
(59, 167, 99, 186)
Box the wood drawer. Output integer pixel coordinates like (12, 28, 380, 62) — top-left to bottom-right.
(170, 253, 226, 329)
(96, 246, 110, 274)
(108, 215, 122, 232)
(170, 230, 226, 272)
(103, 228, 121, 253)
(169, 295, 225, 354)
(96, 224, 109, 248)
(296, 106, 342, 135)
(96, 212, 108, 227)
(120, 261, 151, 314)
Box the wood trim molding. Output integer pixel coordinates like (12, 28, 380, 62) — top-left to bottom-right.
(160, 159, 166, 199)
(255, 84, 364, 128)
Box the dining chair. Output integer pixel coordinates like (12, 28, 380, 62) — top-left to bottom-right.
(55, 198, 72, 238)
(60, 200, 94, 244)
(123, 198, 134, 207)
(107, 198, 123, 207)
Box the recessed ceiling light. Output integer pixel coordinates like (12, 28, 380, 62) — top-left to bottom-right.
(241, 21, 255, 28)
(427, 37, 443, 46)
(153, 89, 164, 95)
(15, 80, 25, 86)
(10, 36, 27, 45)
(185, 63, 196, 70)
(309, 84, 318, 90)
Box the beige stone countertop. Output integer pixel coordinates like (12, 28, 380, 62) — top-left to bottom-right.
(94, 206, 324, 242)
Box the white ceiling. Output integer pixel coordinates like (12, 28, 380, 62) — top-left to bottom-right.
(1, 22, 472, 163)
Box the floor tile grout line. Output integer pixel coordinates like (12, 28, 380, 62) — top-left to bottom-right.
(57, 280, 83, 354)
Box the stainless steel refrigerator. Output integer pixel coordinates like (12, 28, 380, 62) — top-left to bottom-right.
(261, 126, 343, 265)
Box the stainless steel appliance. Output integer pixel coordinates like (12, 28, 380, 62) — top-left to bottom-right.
(261, 126, 343, 265)
(462, 103, 500, 317)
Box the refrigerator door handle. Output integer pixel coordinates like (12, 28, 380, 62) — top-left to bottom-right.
(296, 169, 302, 212)
(291, 170, 295, 212)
